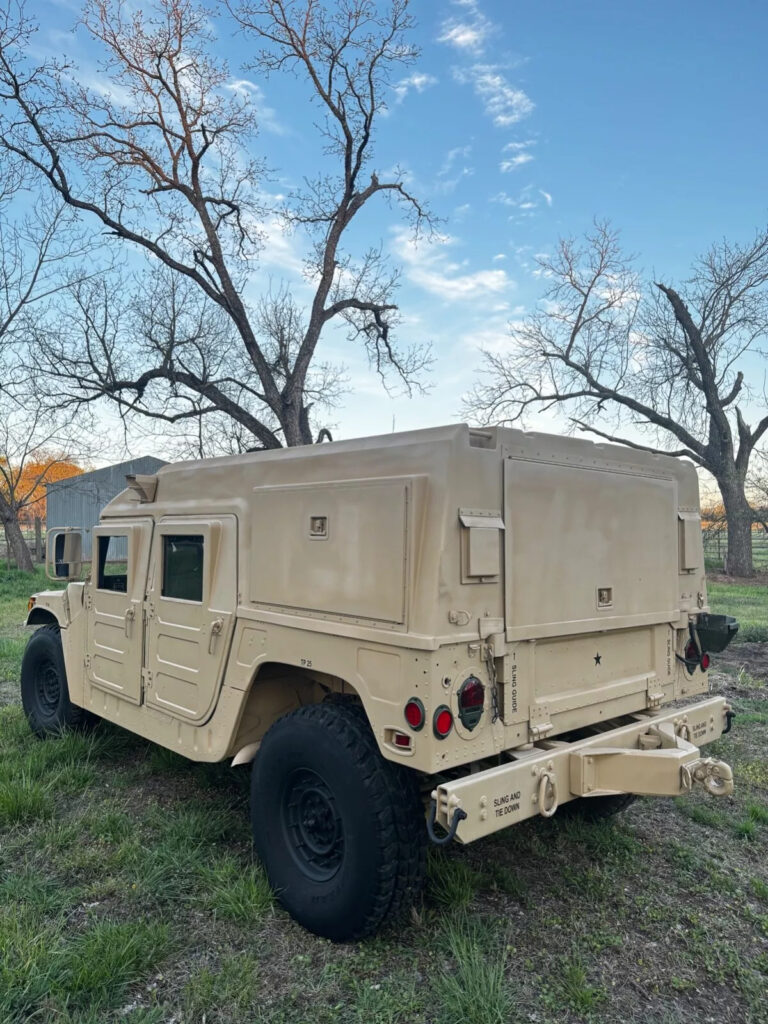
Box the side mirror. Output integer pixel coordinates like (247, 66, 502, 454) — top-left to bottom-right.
(46, 529, 83, 581)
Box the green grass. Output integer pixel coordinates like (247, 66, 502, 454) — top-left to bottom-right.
(438, 916, 513, 1024)
(0, 566, 65, 685)
(0, 569, 766, 1021)
(708, 580, 768, 642)
(427, 850, 483, 910)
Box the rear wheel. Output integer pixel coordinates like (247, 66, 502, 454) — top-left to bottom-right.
(558, 793, 637, 823)
(20, 625, 96, 738)
(250, 700, 426, 941)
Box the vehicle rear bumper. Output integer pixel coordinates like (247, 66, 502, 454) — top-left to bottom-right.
(432, 696, 733, 844)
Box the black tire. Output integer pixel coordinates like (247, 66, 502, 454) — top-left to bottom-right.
(251, 700, 426, 941)
(558, 793, 637, 823)
(20, 624, 96, 738)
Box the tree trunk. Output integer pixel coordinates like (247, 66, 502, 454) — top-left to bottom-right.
(3, 517, 34, 572)
(719, 476, 754, 576)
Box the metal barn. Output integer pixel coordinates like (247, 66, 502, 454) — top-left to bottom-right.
(45, 457, 167, 558)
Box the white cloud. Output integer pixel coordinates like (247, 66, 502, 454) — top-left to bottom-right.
(460, 323, 514, 356)
(453, 65, 534, 127)
(434, 144, 474, 194)
(259, 216, 306, 276)
(438, 0, 495, 54)
(500, 152, 534, 172)
(439, 145, 473, 176)
(492, 253, 507, 261)
(491, 185, 552, 220)
(392, 71, 438, 103)
(391, 228, 514, 302)
(225, 79, 286, 135)
(489, 186, 548, 222)
(438, 20, 491, 53)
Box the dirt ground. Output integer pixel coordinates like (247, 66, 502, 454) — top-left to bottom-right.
(716, 643, 768, 686)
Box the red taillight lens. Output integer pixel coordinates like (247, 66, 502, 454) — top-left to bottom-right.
(393, 731, 411, 748)
(404, 697, 425, 731)
(433, 705, 453, 738)
(684, 638, 710, 672)
(458, 675, 484, 731)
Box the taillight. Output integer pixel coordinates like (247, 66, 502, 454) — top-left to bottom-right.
(684, 639, 699, 669)
(404, 697, 425, 731)
(433, 705, 454, 738)
(684, 638, 711, 672)
(393, 731, 411, 749)
(458, 675, 484, 731)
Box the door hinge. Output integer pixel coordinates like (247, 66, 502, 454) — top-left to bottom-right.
(529, 702, 553, 741)
(84, 589, 92, 610)
(84, 654, 91, 671)
(142, 668, 153, 689)
(647, 679, 665, 709)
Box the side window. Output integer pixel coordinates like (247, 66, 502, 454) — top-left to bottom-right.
(97, 535, 128, 592)
(162, 535, 204, 602)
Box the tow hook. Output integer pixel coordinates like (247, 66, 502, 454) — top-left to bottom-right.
(682, 758, 735, 797)
(426, 796, 467, 845)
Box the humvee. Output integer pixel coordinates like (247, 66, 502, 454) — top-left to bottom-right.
(21, 424, 738, 940)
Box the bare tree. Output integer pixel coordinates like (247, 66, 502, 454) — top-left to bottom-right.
(0, 156, 95, 568)
(0, 384, 87, 570)
(38, 270, 348, 458)
(0, 195, 90, 385)
(0, 0, 431, 448)
(464, 222, 768, 576)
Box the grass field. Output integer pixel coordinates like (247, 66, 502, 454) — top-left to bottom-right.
(709, 580, 768, 643)
(0, 570, 766, 1023)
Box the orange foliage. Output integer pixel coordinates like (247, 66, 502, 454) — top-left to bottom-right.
(15, 458, 84, 524)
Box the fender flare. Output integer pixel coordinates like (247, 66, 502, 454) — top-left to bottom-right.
(26, 608, 60, 628)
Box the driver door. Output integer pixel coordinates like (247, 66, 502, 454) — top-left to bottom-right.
(85, 520, 153, 705)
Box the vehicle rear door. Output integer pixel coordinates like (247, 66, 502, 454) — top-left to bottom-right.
(143, 516, 237, 724)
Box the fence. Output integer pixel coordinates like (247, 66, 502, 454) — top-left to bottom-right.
(0, 524, 45, 566)
(702, 528, 768, 571)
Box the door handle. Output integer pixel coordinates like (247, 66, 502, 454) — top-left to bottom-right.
(208, 618, 224, 654)
(124, 606, 135, 637)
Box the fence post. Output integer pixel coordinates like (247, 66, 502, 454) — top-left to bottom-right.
(34, 517, 43, 563)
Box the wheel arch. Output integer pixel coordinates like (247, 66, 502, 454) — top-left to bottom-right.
(26, 608, 60, 628)
(228, 661, 364, 765)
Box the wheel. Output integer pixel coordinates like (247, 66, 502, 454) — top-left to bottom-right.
(558, 793, 637, 823)
(20, 625, 96, 738)
(251, 700, 426, 941)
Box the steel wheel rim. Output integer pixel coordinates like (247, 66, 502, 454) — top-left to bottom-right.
(282, 768, 344, 882)
(35, 656, 60, 714)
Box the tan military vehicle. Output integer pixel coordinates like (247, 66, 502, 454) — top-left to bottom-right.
(21, 424, 738, 940)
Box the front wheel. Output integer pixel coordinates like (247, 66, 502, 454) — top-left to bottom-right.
(20, 625, 96, 738)
(251, 701, 426, 941)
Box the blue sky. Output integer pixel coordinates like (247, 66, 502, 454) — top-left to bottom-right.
(37, 0, 768, 445)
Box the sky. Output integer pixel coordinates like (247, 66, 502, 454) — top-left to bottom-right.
(30, 0, 768, 452)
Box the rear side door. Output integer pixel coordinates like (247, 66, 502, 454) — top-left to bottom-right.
(86, 520, 154, 705)
(144, 516, 237, 723)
